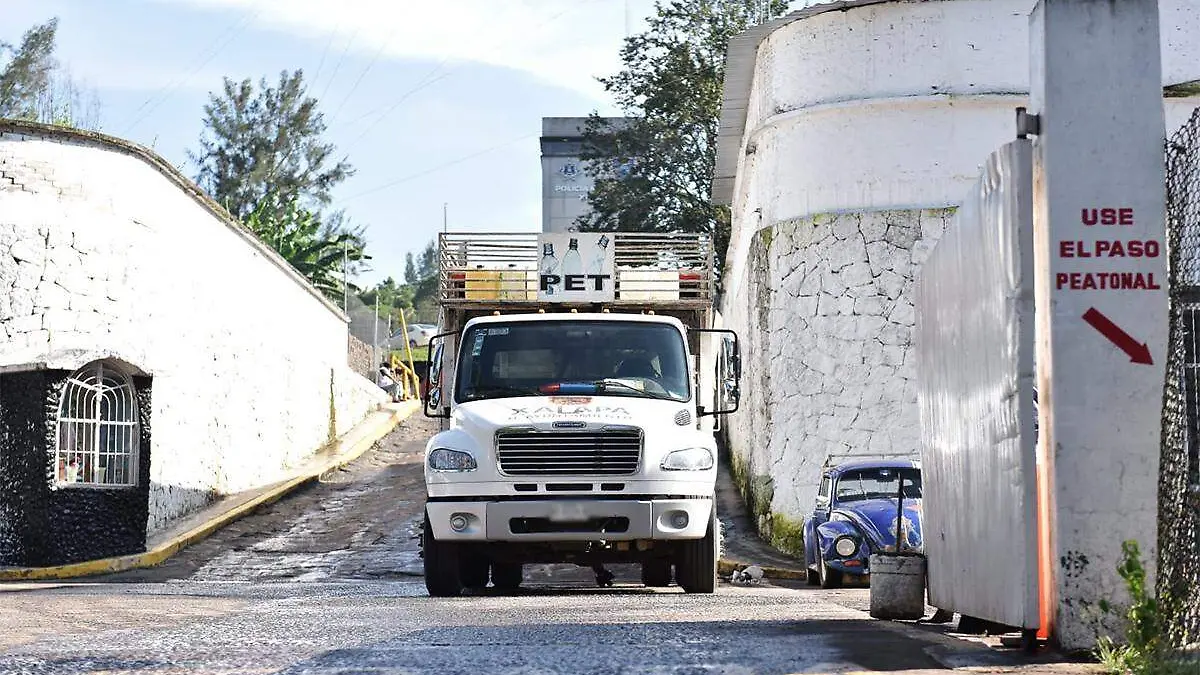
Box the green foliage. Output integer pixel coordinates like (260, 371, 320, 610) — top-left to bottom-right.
(0, 17, 100, 129)
(244, 195, 368, 300)
(191, 69, 353, 222)
(579, 0, 790, 268)
(358, 240, 439, 327)
(0, 18, 56, 120)
(1095, 540, 1194, 675)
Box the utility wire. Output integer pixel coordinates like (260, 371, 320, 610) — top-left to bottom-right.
(337, 0, 601, 155)
(343, 131, 539, 202)
(123, 7, 263, 134)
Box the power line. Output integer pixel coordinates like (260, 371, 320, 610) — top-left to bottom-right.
(325, 25, 399, 126)
(336, 0, 602, 155)
(316, 25, 359, 104)
(342, 131, 539, 202)
(122, 7, 263, 135)
(309, 19, 342, 87)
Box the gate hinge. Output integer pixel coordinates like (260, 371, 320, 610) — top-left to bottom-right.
(1016, 107, 1041, 139)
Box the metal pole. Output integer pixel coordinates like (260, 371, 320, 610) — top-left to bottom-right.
(373, 293, 380, 369)
(443, 202, 448, 233)
(342, 241, 349, 312)
(895, 469, 906, 553)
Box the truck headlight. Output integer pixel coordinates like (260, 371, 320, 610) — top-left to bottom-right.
(428, 448, 477, 471)
(661, 448, 714, 471)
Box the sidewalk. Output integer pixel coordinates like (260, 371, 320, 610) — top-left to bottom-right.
(716, 458, 811, 580)
(0, 401, 420, 583)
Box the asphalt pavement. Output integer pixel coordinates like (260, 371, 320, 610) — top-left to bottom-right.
(0, 416, 1099, 674)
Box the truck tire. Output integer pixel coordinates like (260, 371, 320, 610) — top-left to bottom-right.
(676, 507, 718, 593)
(459, 551, 490, 590)
(491, 562, 523, 592)
(641, 560, 673, 587)
(423, 515, 463, 597)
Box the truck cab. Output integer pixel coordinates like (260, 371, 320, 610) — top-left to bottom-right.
(419, 232, 740, 596)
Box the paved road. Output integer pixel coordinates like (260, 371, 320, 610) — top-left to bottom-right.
(0, 416, 1094, 674)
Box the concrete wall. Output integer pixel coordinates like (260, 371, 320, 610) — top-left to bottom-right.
(717, 0, 1038, 550)
(715, 0, 1200, 551)
(0, 122, 386, 538)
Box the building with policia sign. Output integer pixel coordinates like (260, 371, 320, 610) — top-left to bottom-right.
(539, 117, 632, 234)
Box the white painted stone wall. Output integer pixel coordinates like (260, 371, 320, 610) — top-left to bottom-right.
(0, 125, 386, 534)
(715, 0, 1200, 542)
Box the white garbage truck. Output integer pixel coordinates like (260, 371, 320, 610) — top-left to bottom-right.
(419, 231, 741, 596)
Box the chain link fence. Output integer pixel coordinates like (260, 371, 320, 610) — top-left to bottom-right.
(1160, 107, 1200, 648)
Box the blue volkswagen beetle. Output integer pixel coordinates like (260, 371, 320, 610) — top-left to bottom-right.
(803, 460, 923, 588)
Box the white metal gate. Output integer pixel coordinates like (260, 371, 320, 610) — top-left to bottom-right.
(914, 140, 1040, 630)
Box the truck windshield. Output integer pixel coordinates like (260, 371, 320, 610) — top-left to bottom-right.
(455, 320, 691, 403)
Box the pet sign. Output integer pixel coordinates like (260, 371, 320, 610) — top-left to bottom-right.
(537, 233, 616, 302)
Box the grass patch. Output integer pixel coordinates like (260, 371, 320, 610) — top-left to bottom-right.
(390, 345, 429, 364)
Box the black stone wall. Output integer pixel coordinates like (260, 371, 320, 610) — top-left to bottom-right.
(0, 368, 152, 567)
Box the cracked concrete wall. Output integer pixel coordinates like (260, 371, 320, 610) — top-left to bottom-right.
(725, 209, 950, 532)
(715, 1, 1037, 547)
(0, 129, 386, 536)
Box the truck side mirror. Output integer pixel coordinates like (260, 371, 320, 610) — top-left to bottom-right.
(423, 334, 453, 419)
(691, 328, 741, 417)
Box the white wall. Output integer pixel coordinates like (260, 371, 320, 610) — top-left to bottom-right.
(717, 0, 1200, 540)
(0, 126, 386, 534)
(719, 0, 1037, 539)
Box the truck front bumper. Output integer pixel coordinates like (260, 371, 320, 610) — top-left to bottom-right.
(425, 498, 713, 542)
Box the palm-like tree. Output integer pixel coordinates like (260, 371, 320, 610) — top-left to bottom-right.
(244, 195, 369, 300)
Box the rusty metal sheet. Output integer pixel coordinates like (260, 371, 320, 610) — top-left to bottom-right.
(915, 139, 1039, 630)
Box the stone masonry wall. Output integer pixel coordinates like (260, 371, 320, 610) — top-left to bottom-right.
(0, 123, 386, 537)
(723, 208, 951, 553)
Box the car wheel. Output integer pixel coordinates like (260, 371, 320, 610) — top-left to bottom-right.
(641, 560, 673, 587)
(410, 339, 417, 348)
(676, 508, 718, 593)
(459, 551, 490, 590)
(817, 548, 843, 590)
(423, 514, 463, 597)
(806, 567, 821, 586)
(491, 562, 523, 592)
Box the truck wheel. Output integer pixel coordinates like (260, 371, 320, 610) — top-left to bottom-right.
(641, 560, 673, 587)
(423, 516, 463, 597)
(459, 551, 490, 590)
(491, 562, 523, 592)
(676, 508, 717, 593)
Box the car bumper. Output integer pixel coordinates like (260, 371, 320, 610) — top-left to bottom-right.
(425, 498, 713, 542)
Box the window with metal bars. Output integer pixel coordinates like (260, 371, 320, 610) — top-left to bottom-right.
(54, 362, 139, 487)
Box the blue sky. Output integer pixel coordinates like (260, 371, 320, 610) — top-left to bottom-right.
(1, 0, 664, 287)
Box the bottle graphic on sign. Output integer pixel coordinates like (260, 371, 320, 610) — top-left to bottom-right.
(540, 242, 559, 295)
(587, 235, 610, 276)
(562, 238, 583, 281)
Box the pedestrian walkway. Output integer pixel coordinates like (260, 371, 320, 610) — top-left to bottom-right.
(716, 457, 811, 580)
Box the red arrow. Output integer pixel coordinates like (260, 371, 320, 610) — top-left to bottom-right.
(1082, 308, 1153, 365)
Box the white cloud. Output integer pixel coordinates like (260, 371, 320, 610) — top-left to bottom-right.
(154, 0, 654, 101)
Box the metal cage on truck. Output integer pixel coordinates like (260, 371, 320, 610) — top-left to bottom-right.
(437, 232, 715, 310)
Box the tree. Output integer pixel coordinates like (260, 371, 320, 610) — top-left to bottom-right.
(578, 0, 790, 268)
(0, 18, 101, 129)
(191, 70, 353, 222)
(244, 195, 368, 300)
(0, 18, 56, 120)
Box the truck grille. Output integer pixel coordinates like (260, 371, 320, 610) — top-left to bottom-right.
(496, 428, 642, 476)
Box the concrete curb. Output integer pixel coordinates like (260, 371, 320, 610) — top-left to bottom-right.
(718, 558, 809, 581)
(0, 401, 420, 583)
